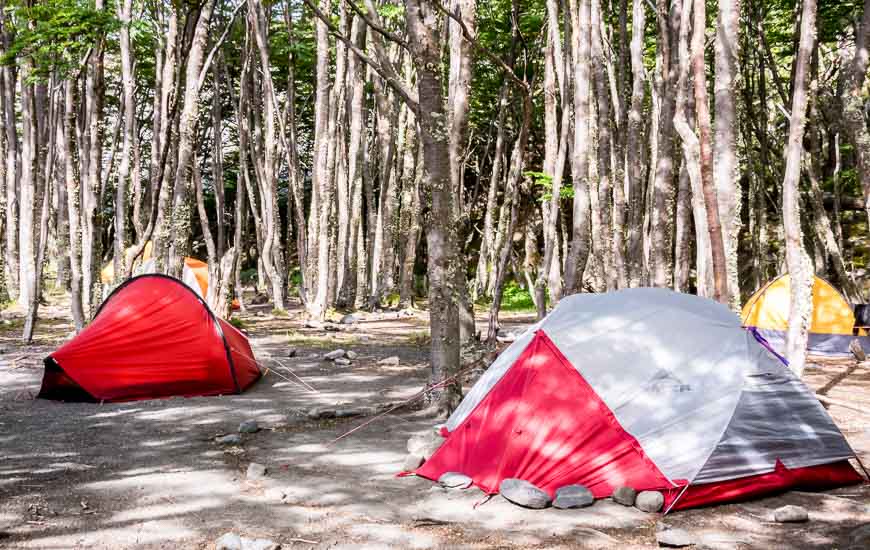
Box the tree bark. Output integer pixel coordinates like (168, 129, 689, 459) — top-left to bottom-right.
(782, 0, 817, 376)
(714, 0, 741, 307)
(564, 0, 593, 294)
(694, 0, 728, 303)
(843, 0, 870, 230)
(405, 0, 462, 414)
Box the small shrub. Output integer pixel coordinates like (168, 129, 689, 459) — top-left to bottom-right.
(228, 317, 245, 330)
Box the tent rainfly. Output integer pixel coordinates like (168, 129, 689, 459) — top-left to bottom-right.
(100, 242, 237, 309)
(414, 288, 864, 511)
(742, 274, 870, 357)
(39, 274, 260, 403)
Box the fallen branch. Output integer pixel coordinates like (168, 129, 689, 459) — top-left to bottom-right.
(817, 394, 870, 416)
(287, 538, 318, 545)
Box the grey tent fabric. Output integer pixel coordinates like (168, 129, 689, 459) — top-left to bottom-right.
(447, 288, 857, 487)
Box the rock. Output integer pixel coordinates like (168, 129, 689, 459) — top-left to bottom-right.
(612, 486, 637, 506)
(334, 357, 351, 366)
(216, 434, 242, 445)
(242, 539, 280, 550)
(438, 472, 473, 489)
(340, 314, 359, 325)
(304, 319, 324, 330)
(553, 484, 594, 509)
(851, 339, 867, 361)
(773, 505, 809, 523)
(323, 323, 340, 332)
(335, 406, 374, 418)
(346, 350, 359, 360)
(496, 331, 518, 343)
(307, 407, 336, 420)
(250, 293, 269, 305)
(657, 528, 695, 547)
(238, 420, 260, 433)
(324, 349, 347, 360)
(849, 524, 870, 549)
(246, 463, 267, 480)
(264, 487, 287, 503)
(635, 490, 664, 512)
(499, 478, 551, 509)
(403, 454, 424, 471)
(287, 347, 298, 358)
(215, 533, 243, 550)
(407, 431, 443, 459)
(378, 356, 400, 366)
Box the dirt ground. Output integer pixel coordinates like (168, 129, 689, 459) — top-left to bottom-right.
(1, 293, 870, 549)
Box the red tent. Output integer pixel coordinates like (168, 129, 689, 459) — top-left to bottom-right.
(40, 274, 260, 402)
(414, 289, 863, 511)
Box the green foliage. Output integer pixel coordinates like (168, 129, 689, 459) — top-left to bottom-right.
(526, 171, 574, 202)
(500, 281, 536, 312)
(1, 0, 120, 81)
(378, 3, 404, 23)
(228, 317, 246, 330)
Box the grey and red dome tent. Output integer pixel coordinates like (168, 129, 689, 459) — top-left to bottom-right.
(39, 274, 260, 402)
(415, 288, 864, 511)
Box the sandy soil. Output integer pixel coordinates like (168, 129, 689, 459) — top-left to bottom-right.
(1, 294, 869, 549)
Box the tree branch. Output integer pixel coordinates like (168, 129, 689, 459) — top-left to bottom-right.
(342, 0, 409, 52)
(302, 0, 418, 110)
(431, 0, 529, 94)
(196, 0, 245, 93)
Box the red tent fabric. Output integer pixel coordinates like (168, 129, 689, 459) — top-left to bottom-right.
(416, 330, 862, 509)
(416, 334, 678, 498)
(40, 274, 260, 402)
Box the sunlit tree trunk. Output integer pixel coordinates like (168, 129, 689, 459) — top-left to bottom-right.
(782, 0, 817, 376)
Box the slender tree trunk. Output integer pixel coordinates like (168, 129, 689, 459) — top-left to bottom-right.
(0, 7, 18, 302)
(82, 0, 106, 318)
(19, 61, 37, 339)
(843, 0, 870, 229)
(63, 81, 85, 330)
(714, 0, 741, 307)
(167, 0, 215, 277)
(488, 91, 532, 343)
(475, 83, 509, 298)
(564, 0, 593, 294)
(308, 0, 333, 319)
(626, 0, 647, 285)
(782, 0, 817, 376)
(114, 0, 135, 282)
(694, 0, 728, 303)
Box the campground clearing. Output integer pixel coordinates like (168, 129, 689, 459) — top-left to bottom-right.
(1, 295, 870, 549)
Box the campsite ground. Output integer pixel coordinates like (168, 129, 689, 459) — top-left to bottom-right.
(1, 294, 870, 550)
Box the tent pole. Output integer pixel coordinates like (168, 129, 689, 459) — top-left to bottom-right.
(662, 484, 690, 515)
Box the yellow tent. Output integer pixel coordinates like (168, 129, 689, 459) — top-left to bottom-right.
(742, 274, 867, 356)
(100, 244, 238, 310)
(100, 241, 154, 284)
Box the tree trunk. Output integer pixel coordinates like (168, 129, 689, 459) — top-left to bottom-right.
(782, 0, 817, 376)
(82, 0, 106, 318)
(626, 0, 647, 286)
(308, 0, 333, 319)
(406, 0, 462, 414)
(714, 0, 741, 307)
(564, 0, 593, 294)
(114, 0, 135, 282)
(694, 0, 728, 303)
(0, 7, 17, 302)
(167, 0, 215, 278)
(843, 0, 870, 230)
